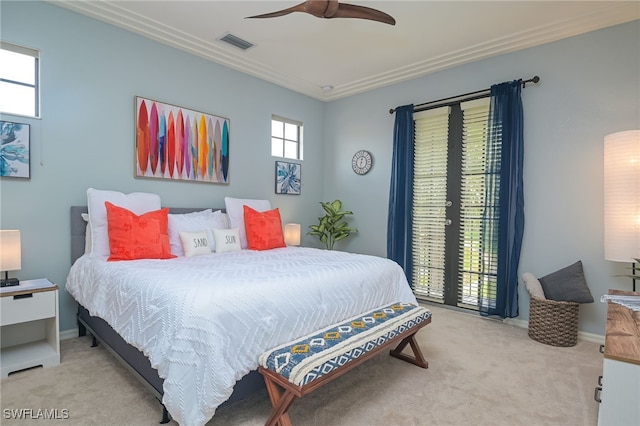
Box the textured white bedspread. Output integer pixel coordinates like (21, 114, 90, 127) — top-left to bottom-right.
(66, 247, 416, 426)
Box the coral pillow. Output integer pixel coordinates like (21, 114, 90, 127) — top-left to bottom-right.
(225, 197, 272, 249)
(87, 188, 162, 258)
(243, 206, 286, 251)
(105, 202, 175, 261)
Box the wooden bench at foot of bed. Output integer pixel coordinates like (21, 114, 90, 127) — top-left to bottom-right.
(258, 302, 432, 426)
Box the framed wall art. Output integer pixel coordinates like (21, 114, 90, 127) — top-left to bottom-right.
(135, 96, 230, 184)
(275, 161, 301, 195)
(0, 121, 30, 179)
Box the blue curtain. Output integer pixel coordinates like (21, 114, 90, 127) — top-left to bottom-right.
(479, 81, 525, 318)
(387, 104, 415, 284)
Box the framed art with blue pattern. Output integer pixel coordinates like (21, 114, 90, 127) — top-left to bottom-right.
(0, 121, 30, 179)
(275, 161, 301, 195)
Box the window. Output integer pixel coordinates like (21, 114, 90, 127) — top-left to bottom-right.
(412, 98, 496, 310)
(271, 115, 303, 160)
(0, 42, 39, 118)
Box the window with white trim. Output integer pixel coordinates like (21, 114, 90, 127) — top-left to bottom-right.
(0, 42, 40, 118)
(271, 115, 303, 160)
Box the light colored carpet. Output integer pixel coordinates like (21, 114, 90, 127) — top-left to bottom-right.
(0, 304, 602, 425)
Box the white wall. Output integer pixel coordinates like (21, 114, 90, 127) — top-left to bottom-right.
(0, 1, 326, 331)
(324, 20, 640, 335)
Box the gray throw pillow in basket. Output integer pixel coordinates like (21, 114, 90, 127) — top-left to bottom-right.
(538, 260, 594, 303)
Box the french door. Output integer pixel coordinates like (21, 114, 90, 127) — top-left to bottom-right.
(411, 98, 500, 309)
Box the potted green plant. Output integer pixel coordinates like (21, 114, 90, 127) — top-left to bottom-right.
(308, 200, 357, 250)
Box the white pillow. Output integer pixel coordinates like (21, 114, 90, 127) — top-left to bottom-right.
(224, 197, 272, 249)
(213, 228, 241, 253)
(179, 230, 212, 257)
(81, 213, 92, 254)
(522, 272, 546, 300)
(212, 210, 230, 229)
(87, 188, 161, 258)
(168, 209, 214, 256)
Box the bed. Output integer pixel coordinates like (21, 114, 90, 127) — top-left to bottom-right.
(66, 203, 417, 426)
(68, 206, 267, 422)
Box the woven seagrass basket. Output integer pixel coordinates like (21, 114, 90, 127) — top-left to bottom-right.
(528, 296, 579, 347)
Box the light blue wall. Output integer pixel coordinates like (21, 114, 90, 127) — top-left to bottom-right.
(0, 1, 326, 331)
(2, 1, 638, 337)
(324, 20, 640, 335)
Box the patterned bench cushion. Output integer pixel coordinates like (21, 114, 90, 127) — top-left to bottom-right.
(259, 302, 431, 386)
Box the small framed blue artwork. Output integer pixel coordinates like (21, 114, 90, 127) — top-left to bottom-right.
(0, 121, 30, 179)
(275, 161, 301, 195)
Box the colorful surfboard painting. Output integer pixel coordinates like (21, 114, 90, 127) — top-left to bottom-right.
(134, 96, 230, 184)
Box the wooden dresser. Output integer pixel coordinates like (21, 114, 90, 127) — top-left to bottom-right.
(596, 290, 640, 426)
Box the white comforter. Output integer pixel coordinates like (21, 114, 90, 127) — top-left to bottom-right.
(66, 247, 416, 426)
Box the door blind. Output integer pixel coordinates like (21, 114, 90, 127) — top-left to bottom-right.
(458, 99, 496, 308)
(411, 107, 450, 302)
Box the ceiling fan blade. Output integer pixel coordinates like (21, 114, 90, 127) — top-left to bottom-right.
(245, 2, 307, 19)
(333, 3, 396, 25)
(246, 1, 396, 25)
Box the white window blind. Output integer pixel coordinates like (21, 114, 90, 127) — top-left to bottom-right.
(458, 98, 495, 308)
(411, 98, 496, 309)
(412, 107, 450, 302)
(0, 42, 39, 117)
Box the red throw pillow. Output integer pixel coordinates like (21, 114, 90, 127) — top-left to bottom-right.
(105, 202, 175, 261)
(243, 205, 286, 250)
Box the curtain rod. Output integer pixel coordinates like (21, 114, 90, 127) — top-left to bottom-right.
(388, 75, 540, 115)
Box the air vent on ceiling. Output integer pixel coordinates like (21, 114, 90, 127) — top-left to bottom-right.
(219, 33, 254, 51)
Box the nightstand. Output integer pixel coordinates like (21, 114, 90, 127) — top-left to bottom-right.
(1, 278, 60, 378)
(596, 289, 640, 426)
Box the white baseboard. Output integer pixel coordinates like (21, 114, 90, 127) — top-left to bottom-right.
(61, 317, 606, 346)
(60, 328, 79, 341)
(504, 317, 605, 345)
(577, 330, 606, 345)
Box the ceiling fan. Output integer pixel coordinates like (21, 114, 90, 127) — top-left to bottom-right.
(246, 0, 396, 26)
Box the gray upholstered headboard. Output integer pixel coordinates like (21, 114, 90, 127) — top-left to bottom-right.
(70, 206, 89, 265)
(70, 206, 225, 265)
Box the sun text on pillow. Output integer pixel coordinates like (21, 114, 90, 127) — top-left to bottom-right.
(212, 228, 242, 253)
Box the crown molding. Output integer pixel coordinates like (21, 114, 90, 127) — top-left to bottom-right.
(49, 1, 639, 102)
(323, 4, 640, 100)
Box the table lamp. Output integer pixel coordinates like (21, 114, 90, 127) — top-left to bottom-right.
(284, 223, 301, 246)
(0, 230, 21, 287)
(604, 130, 640, 291)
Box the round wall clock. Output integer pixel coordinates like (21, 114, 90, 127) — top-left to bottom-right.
(352, 150, 373, 175)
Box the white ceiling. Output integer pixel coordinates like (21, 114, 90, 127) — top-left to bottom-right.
(50, 1, 639, 101)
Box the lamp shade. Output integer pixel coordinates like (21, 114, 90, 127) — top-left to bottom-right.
(0, 230, 22, 271)
(604, 130, 640, 262)
(284, 223, 301, 246)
